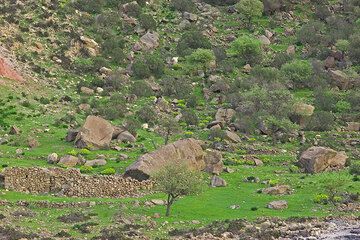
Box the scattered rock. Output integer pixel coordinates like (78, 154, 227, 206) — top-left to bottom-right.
(80, 86, 94, 95)
(47, 153, 59, 164)
(84, 159, 107, 167)
(65, 129, 79, 142)
(215, 108, 236, 124)
(204, 149, 223, 175)
(9, 126, 21, 135)
(346, 122, 360, 131)
(58, 155, 80, 167)
(267, 200, 288, 210)
(117, 131, 136, 143)
(258, 35, 271, 45)
(210, 176, 227, 187)
(224, 131, 241, 143)
(262, 185, 291, 195)
(75, 116, 114, 150)
(27, 138, 39, 149)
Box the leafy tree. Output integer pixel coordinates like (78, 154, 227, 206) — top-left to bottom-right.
(235, 0, 264, 28)
(297, 21, 326, 47)
(228, 35, 262, 66)
(153, 164, 204, 216)
(170, 0, 196, 12)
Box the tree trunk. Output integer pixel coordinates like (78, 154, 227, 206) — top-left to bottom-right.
(165, 194, 176, 217)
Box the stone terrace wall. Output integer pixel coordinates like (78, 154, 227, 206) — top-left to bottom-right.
(2, 167, 152, 198)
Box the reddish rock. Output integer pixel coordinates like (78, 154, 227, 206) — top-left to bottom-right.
(0, 57, 23, 81)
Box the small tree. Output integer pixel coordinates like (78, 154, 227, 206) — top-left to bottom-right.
(235, 0, 264, 29)
(228, 35, 262, 66)
(157, 116, 181, 145)
(153, 164, 204, 216)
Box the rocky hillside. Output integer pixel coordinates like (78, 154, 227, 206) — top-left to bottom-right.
(0, 0, 360, 239)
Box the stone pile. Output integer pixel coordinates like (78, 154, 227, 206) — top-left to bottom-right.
(3, 167, 152, 198)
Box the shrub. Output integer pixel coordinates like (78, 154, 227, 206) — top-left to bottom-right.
(297, 21, 326, 47)
(161, 77, 192, 99)
(170, 0, 196, 13)
(349, 162, 360, 175)
(314, 88, 337, 111)
(132, 54, 165, 79)
(335, 100, 351, 113)
(125, 2, 142, 18)
(305, 111, 335, 131)
(139, 13, 157, 30)
(176, 29, 212, 56)
(228, 35, 262, 66)
(186, 48, 215, 72)
(263, 0, 287, 15)
(80, 166, 94, 174)
(349, 33, 360, 64)
(137, 105, 157, 124)
(335, 39, 350, 53)
(281, 60, 313, 89)
(271, 52, 293, 68)
(235, 0, 264, 27)
(203, 0, 238, 5)
(181, 109, 199, 126)
(101, 168, 116, 175)
(313, 194, 329, 204)
(72, 0, 105, 14)
(129, 81, 154, 97)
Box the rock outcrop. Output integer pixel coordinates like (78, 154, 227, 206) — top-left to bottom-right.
(0, 57, 23, 81)
(298, 146, 348, 173)
(74, 116, 114, 150)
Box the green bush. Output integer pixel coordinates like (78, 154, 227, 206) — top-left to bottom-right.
(349, 33, 360, 64)
(281, 60, 313, 89)
(129, 81, 154, 97)
(228, 35, 262, 66)
(139, 13, 157, 30)
(297, 21, 325, 47)
(101, 168, 116, 175)
(181, 109, 199, 126)
(203, 0, 238, 5)
(161, 77, 192, 99)
(314, 88, 337, 111)
(176, 29, 212, 56)
(186, 48, 215, 72)
(313, 194, 329, 204)
(132, 54, 165, 79)
(80, 166, 94, 174)
(349, 162, 360, 175)
(335, 100, 351, 113)
(137, 105, 158, 124)
(305, 111, 335, 131)
(235, 0, 264, 27)
(72, 0, 105, 14)
(170, 0, 196, 12)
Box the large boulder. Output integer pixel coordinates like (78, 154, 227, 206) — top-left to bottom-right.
(125, 138, 206, 180)
(267, 200, 288, 210)
(84, 159, 107, 167)
(74, 116, 114, 150)
(117, 131, 136, 143)
(262, 185, 291, 195)
(224, 130, 241, 143)
(210, 176, 227, 187)
(298, 146, 348, 173)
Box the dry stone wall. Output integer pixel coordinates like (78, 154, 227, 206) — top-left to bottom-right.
(2, 167, 152, 198)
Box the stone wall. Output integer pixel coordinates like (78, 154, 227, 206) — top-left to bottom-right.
(2, 167, 152, 198)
